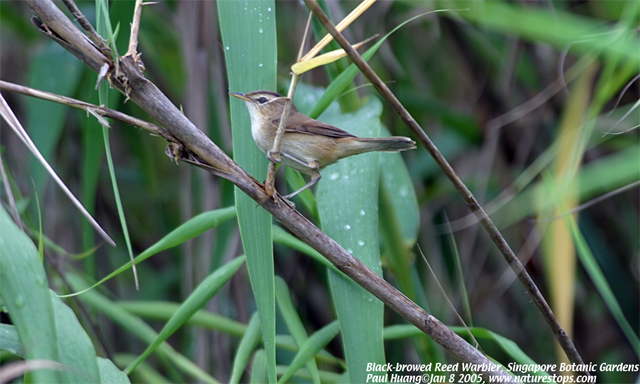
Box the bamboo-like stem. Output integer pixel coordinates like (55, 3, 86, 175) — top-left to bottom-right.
(302, 0, 588, 375)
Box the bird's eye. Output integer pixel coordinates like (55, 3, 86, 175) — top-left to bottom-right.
(257, 97, 268, 104)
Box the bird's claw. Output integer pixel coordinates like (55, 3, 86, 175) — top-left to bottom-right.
(267, 150, 282, 164)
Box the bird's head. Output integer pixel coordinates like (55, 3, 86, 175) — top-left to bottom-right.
(230, 90, 288, 119)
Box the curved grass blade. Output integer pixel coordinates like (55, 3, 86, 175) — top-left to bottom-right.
(117, 301, 246, 337)
(275, 277, 321, 384)
(67, 274, 218, 383)
(230, 313, 262, 384)
(277, 321, 340, 384)
(61, 206, 236, 297)
(125, 256, 246, 373)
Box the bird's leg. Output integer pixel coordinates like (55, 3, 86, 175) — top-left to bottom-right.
(280, 153, 321, 200)
(284, 169, 320, 200)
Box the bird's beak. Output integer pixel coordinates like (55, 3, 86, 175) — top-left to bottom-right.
(230, 92, 249, 101)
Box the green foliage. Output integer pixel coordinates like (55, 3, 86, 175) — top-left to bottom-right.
(1, 0, 638, 383)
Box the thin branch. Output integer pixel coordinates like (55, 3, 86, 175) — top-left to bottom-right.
(61, 0, 112, 57)
(264, 75, 299, 197)
(303, 0, 589, 375)
(0, 80, 177, 143)
(126, 0, 144, 57)
(0, 92, 115, 246)
(0, 154, 22, 231)
(264, 14, 310, 196)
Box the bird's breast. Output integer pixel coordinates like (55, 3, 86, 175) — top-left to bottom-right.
(250, 119, 276, 153)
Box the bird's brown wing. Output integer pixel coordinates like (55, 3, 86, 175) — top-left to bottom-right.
(271, 115, 357, 138)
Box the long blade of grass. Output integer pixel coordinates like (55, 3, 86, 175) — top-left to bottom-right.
(569, 215, 640, 358)
(218, 2, 278, 382)
(275, 277, 321, 384)
(62, 206, 236, 296)
(229, 313, 262, 384)
(540, 63, 596, 364)
(117, 301, 246, 337)
(541, 173, 640, 358)
(96, 0, 137, 288)
(460, 2, 640, 67)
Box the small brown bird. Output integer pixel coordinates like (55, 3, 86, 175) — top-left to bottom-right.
(231, 90, 416, 198)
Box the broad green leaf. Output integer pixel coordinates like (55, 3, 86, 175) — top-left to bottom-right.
(97, 358, 131, 384)
(218, 2, 277, 383)
(379, 126, 419, 245)
(0, 324, 24, 356)
(0, 206, 131, 383)
(50, 290, 102, 383)
(250, 350, 268, 384)
(0, 206, 60, 383)
(316, 98, 386, 383)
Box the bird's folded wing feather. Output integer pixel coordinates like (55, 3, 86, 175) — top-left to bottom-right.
(271, 117, 356, 138)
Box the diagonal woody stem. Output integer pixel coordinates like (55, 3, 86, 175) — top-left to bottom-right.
(302, 0, 588, 375)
